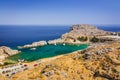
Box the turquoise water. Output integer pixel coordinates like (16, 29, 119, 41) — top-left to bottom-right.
(7, 44, 88, 62)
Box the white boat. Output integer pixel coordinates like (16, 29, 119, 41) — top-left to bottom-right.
(18, 59, 24, 62)
(63, 43, 65, 46)
(54, 43, 57, 45)
(30, 48, 36, 50)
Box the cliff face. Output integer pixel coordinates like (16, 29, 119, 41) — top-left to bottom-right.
(0, 46, 19, 61)
(9, 42, 120, 80)
(62, 24, 109, 42)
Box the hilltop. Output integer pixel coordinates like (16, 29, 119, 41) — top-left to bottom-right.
(62, 24, 110, 42)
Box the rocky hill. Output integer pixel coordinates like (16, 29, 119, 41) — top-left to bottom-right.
(0, 46, 19, 62)
(7, 42, 120, 80)
(62, 24, 110, 42)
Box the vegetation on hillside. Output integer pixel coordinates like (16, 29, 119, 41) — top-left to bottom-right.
(90, 36, 99, 43)
(77, 36, 88, 42)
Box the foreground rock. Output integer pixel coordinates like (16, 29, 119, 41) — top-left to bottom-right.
(0, 46, 19, 61)
(6, 42, 120, 80)
(18, 41, 47, 49)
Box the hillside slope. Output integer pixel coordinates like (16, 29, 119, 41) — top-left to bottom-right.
(8, 42, 120, 80)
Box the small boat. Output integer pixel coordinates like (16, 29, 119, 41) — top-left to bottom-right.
(18, 59, 24, 62)
(63, 43, 65, 46)
(54, 43, 57, 45)
(30, 48, 36, 50)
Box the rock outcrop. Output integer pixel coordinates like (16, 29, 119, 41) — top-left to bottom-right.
(48, 38, 64, 45)
(18, 41, 47, 49)
(0, 46, 19, 61)
(62, 24, 110, 42)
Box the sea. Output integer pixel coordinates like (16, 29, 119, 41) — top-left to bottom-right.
(0, 25, 69, 47)
(0, 25, 119, 62)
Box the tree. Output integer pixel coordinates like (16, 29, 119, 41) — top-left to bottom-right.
(118, 32, 120, 36)
(90, 36, 99, 43)
(84, 36, 88, 41)
(77, 36, 88, 42)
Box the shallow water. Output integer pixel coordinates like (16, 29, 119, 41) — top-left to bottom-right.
(6, 44, 88, 62)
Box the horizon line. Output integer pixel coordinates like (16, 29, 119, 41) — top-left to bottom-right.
(0, 24, 120, 26)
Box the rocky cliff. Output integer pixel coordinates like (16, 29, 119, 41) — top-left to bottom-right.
(62, 24, 110, 42)
(0, 46, 19, 61)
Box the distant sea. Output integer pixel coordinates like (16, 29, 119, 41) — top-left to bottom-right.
(97, 25, 120, 32)
(0, 25, 69, 48)
(0, 25, 119, 48)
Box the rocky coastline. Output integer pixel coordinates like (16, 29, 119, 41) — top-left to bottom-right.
(48, 38, 64, 45)
(17, 24, 117, 49)
(0, 46, 20, 64)
(17, 41, 47, 49)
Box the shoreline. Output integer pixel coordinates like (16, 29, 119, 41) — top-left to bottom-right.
(4, 39, 111, 65)
(17, 38, 89, 49)
(5, 43, 89, 63)
(5, 44, 90, 64)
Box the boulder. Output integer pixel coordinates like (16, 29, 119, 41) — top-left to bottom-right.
(48, 38, 64, 44)
(0, 46, 19, 61)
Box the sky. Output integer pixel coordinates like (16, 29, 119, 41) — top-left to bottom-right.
(0, 0, 120, 25)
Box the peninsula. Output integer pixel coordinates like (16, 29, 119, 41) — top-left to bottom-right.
(18, 24, 116, 49)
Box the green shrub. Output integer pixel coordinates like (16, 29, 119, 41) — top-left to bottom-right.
(118, 32, 120, 36)
(77, 36, 88, 42)
(3, 62, 13, 66)
(90, 36, 99, 43)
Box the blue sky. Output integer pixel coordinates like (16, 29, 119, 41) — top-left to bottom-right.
(0, 0, 120, 25)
